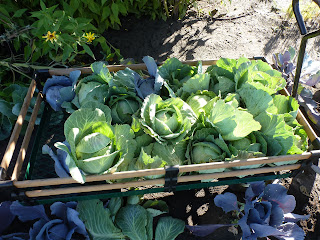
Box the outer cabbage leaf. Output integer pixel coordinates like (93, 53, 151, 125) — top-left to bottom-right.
(134, 56, 164, 99)
(154, 217, 185, 240)
(255, 112, 305, 159)
(43, 70, 81, 111)
(112, 68, 137, 91)
(77, 200, 125, 240)
(158, 57, 198, 92)
(135, 141, 186, 179)
(268, 95, 299, 125)
(237, 83, 276, 117)
(114, 124, 137, 172)
(205, 99, 261, 141)
(179, 73, 210, 98)
(115, 205, 148, 240)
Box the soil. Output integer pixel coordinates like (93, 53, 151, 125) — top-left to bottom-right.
(1, 0, 320, 239)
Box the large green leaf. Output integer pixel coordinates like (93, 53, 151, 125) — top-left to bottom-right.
(0, 114, 12, 141)
(64, 108, 106, 144)
(269, 95, 299, 125)
(77, 200, 125, 240)
(182, 73, 210, 94)
(91, 62, 113, 83)
(0, 99, 15, 119)
(154, 216, 185, 240)
(213, 76, 235, 97)
(185, 91, 216, 117)
(237, 83, 276, 117)
(114, 124, 137, 172)
(255, 112, 295, 155)
(115, 205, 148, 240)
(78, 82, 109, 105)
(205, 99, 261, 141)
(112, 68, 136, 90)
(216, 58, 236, 72)
(108, 197, 123, 217)
(81, 101, 112, 124)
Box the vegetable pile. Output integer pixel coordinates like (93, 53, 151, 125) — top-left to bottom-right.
(43, 56, 308, 183)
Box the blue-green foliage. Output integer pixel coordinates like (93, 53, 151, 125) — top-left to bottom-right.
(0, 84, 44, 140)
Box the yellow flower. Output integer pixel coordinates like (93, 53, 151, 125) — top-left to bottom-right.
(84, 32, 95, 43)
(42, 31, 57, 43)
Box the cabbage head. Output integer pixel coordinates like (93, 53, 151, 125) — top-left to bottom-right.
(186, 128, 228, 174)
(185, 90, 216, 117)
(138, 94, 197, 144)
(55, 102, 136, 183)
(107, 87, 142, 124)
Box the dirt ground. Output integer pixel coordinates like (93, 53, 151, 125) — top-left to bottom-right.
(106, 0, 320, 239)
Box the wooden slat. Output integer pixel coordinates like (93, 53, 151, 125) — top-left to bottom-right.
(24, 163, 300, 198)
(48, 59, 219, 75)
(178, 164, 301, 183)
(11, 94, 43, 180)
(13, 152, 311, 188)
(1, 79, 36, 175)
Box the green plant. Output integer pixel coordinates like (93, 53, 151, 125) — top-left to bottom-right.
(0, 83, 44, 140)
(77, 197, 185, 240)
(28, 1, 119, 63)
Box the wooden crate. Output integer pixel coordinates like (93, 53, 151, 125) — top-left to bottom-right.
(1, 59, 319, 203)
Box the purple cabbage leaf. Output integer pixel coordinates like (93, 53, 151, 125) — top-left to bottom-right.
(42, 140, 71, 178)
(10, 201, 89, 240)
(0, 202, 16, 235)
(272, 47, 295, 79)
(185, 224, 233, 237)
(43, 70, 81, 111)
(189, 182, 308, 240)
(214, 192, 239, 213)
(134, 56, 164, 99)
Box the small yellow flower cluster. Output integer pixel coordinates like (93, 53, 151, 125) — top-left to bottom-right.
(42, 31, 96, 44)
(42, 31, 57, 43)
(83, 32, 95, 43)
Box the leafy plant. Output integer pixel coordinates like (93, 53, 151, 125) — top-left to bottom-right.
(0, 200, 89, 240)
(0, 83, 44, 140)
(135, 94, 197, 144)
(77, 196, 185, 240)
(54, 101, 136, 183)
(62, 62, 111, 113)
(187, 182, 309, 240)
(43, 70, 81, 111)
(28, 0, 115, 63)
(272, 46, 296, 79)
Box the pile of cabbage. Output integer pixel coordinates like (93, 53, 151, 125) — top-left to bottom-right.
(43, 57, 308, 183)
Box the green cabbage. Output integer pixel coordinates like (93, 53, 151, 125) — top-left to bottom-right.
(138, 94, 197, 144)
